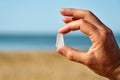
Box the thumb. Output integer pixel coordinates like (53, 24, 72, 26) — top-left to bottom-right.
(57, 46, 87, 64)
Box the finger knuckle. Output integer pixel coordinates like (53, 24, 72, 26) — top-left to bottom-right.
(85, 10, 93, 16)
(73, 10, 79, 17)
(84, 57, 96, 68)
(84, 59, 93, 66)
(66, 51, 73, 61)
(79, 19, 85, 25)
(98, 28, 113, 43)
(101, 28, 113, 37)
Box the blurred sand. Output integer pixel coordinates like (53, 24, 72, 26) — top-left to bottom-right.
(0, 51, 108, 80)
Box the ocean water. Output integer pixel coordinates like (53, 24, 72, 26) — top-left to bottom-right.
(0, 34, 120, 51)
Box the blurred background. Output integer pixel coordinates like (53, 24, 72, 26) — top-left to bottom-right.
(0, 0, 120, 80)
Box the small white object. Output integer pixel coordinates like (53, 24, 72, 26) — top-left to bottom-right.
(56, 33, 64, 48)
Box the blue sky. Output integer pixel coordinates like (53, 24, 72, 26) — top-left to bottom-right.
(0, 0, 120, 35)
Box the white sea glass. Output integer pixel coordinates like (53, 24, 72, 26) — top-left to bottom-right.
(56, 33, 64, 48)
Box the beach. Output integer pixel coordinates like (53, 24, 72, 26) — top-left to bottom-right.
(0, 51, 108, 80)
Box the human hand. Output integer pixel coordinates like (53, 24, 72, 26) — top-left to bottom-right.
(57, 8, 120, 80)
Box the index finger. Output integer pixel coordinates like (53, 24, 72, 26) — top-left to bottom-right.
(58, 19, 98, 37)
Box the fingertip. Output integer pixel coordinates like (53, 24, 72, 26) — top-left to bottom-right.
(58, 27, 70, 34)
(57, 46, 66, 55)
(56, 46, 63, 51)
(56, 47, 60, 53)
(63, 17, 73, 23)
(60, 8, 65, 14)
(57, 46, 68, 52)
(58, 28, 63, 33)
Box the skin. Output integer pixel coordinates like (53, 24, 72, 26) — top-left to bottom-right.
(57, 8, 120, 80)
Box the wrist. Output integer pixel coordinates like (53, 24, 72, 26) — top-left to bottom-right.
(108, 50, 120, 80)
(111, 66, 120, 80)
(107, 63, 120, 80)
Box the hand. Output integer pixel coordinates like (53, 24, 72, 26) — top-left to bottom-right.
(57, 8, 120, 80)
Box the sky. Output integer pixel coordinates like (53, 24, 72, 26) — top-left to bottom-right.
(0, 0, 120, 35)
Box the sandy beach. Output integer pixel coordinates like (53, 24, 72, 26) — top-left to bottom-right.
(0, 51, 108, 80)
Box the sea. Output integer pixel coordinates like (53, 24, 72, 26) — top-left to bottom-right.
(0, 34, 120, 51)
